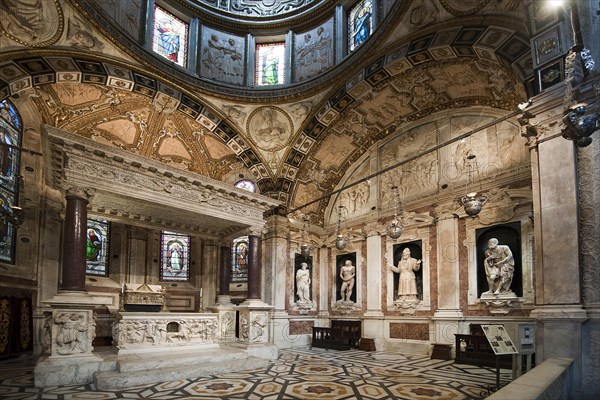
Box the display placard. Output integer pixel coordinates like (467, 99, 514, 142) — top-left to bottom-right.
(481, 324, 518, 355)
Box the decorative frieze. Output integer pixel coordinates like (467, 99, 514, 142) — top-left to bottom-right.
(113, 312, 219, 353)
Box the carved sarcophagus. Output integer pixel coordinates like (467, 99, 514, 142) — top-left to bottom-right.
(119, 283, 166, 312)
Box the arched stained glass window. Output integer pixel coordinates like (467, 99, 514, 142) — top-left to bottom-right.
(256, 43, 286, 86)
(160, 231, 191, 282)
(234, 179, 256, 192)
(231, 236, 248, 282)
(348, 0, 373, 52)
(152, 5, 189, 68)
(0, 99, 23, 265)
(86, 218, 110, 277)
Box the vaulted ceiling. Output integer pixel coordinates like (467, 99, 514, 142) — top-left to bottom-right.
(0, 0, 532, 226)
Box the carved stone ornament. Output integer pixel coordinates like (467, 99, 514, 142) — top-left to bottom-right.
(119, 283, 166, 312)
(393, 298, 420, 315)
(113, 314, 219, 351)
(249, 312, 269, 343)
(479, 292, 522, 315)
(51, 309, 96, 356)
(334, 300, 356, 315)
(219, 310, 236, 341)
(295, 300, 315, 315)
(65, 186, 95, 201)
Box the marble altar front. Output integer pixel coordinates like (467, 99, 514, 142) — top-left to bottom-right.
(113, 312, 219, 354)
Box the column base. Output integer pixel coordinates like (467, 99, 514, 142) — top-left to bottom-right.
(230, 342, 279, 360)
(34, 353, 103, 387)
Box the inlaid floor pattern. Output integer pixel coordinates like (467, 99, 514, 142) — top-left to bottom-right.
(0, 347, 510, 399)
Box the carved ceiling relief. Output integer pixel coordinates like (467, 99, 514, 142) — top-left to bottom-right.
(0, 0, 64, 48)
(380, 124, 439, 206)
(246, 106, 293, 173)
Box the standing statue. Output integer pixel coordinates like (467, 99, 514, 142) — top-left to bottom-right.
(339, 260, 356, 302)
(483, 238, 515, 295)
(296, 262, 311, 302)
(389, 248, 422, 300)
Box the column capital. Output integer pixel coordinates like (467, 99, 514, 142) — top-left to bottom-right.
(248, 225, 266, 237)
(64, 186, 95, 201)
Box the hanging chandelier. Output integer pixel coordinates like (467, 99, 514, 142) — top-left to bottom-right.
(300, 215, 311, 258)
(460, 154, 488, 218)
(334, 205, 347, 250)
(387, 185, 403, 240)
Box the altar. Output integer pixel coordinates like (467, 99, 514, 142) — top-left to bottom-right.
(114, 312, 220, 354)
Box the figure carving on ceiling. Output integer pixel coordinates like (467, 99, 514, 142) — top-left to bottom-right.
(66, 17, 104, 50)
(201, 33, 244, 84)
(248, 107, 291, 151)
(0, 0, 63, 47)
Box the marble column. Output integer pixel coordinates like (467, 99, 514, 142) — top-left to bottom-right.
(217, 245, 232, 301)
(262, 215, 292, 348)
(577, 137, 600, 400)
(60, 190, 89, 292)
(317, 246, 329, 318)
(432, 207, 463, 344)
(363, 225, 385, 349)
(247, 234, 262, 300)
(201, 241, 218, 309)
(526, 87, 588, 398)
(36, 187, 111, 387)
(125, 226, 148, 285)
(210, 244, 236, 342)
(237, 228, 276, 359)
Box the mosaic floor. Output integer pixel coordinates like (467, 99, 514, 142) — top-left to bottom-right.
(0, 347, 510, 399)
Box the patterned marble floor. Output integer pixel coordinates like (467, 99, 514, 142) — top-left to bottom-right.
(0, 347, 510, 399)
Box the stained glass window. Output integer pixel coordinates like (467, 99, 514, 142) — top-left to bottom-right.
(0, 99, 22, 265)
(160, 231, 191, 282)
(348, 0, 373, 52)
(86, 218, 110, 276)
(231, 236, 248, 282)
(234, 179, 256, 192)
(152, 5, 188, 68)
(255, 43, 286, 86)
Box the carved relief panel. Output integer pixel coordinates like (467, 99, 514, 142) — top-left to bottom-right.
(200, 27, 246, 86)
(294, 18, 334, 82)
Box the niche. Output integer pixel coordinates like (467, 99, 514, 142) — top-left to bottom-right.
(294, 253, 313, 302)
(335, 252, 357, 302)
(476, 222, 522, 297)
(391, 241, 423, 301)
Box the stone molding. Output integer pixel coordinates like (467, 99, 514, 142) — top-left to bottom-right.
(41, 125, 279, 237)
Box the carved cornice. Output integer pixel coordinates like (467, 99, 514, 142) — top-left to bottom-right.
(42, 124, 280, 239)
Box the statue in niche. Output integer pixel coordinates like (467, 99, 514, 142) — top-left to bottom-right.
(339, 259, 356, 302)
(483, 238, 515, 295)
(296, 262, 311, 302)
(389, 248, 422, 300)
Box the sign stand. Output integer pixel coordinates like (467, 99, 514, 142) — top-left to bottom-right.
(481, 324, 519, 392)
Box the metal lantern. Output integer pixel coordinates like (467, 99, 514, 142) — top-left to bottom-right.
(387, 186, 403, 239)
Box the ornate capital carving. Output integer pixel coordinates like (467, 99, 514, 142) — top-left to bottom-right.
(65, 186, 95, 201)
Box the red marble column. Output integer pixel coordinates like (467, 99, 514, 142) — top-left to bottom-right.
(60, 193, 88, 292)
(219, 245, 231, 296)
(247, 234, 261, 300)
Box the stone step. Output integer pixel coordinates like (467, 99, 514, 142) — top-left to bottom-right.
(116, 347, 248, 372)
(94, 354, 269, 390)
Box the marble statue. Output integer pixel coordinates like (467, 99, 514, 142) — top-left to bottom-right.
(296, 262, 311, 302)
(483, 238, 514, 295)
(389, 248, 421, 300)
(339, 260, 356, 302)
